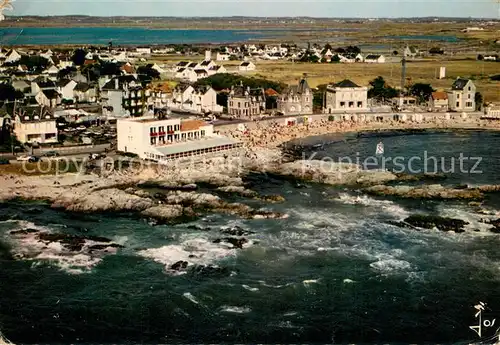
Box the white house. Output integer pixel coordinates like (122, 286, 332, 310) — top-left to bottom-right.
(364, 54, 386, 63)
(239, 61, 256, 71)
(207, 65, 227, 76)
(175, 68, 198, 82)
(170, 84, 222, 113)
(338, 53, 364, 63)
(57, 80, 77, 101)
(116, 116, 240, 162)
(323, 79, 368, 113)
(150, 63, 166, 74)
(14, 108, 58, 144)
(216, 52, 230, 61)
(5, 49, 22, 64)
(35, 89, 61, 108)
(136, 47, 152, 55)
(42, 65, 60, 76)
(447, 78, 476, 112)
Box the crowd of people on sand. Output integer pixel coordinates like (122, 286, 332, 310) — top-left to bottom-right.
(223, 116, 499, 151)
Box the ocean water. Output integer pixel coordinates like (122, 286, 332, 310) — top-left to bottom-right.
(2, 130, 500, 344)
(0, 27, 356, 45)
(385, 35, 461, 42)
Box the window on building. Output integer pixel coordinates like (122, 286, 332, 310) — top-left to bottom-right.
(182, 133, 186, 139)
(238, 102, 241, 108)
(201, 130, 205, 137)
(159, 126, 164, 132)
(357, 101, 362, 108)
(340, 101, 345, 107)
(466, 101, 473, 107)
(349, 101, 354, 108)
(150, 127, 156, 133)
(150, 137, 157, 145)
(188, 132, 193, 138)
(468, 87, 471, 91)
(174, 125, 180, 131)
(166, 125, 171, 132)
(456, 101, 460, 107)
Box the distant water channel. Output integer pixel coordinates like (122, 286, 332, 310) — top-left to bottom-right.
(0, 27, 361, 45)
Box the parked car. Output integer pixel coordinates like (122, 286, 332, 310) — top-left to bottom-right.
(28, 156, 40, 163)
(42, 151, 60, 157)
(16, 155, 31, 161)
(0, 158, 10, 165)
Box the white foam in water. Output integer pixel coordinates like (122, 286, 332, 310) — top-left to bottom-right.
(337, 193, 410, 219)
(302, 279, 319, 286)
(436, 203, 497, 234)
(242, 284, 259, 292)
(183, 292, 199, 304)
(343, 278, 356, 284)
(3, 220, 116, 274)
(139, 233, 247, 272)
(220, 306, 251, 314)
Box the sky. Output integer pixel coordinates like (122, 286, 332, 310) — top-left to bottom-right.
(7, 0, 500, 18)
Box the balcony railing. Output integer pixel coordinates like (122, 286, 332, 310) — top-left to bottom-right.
(150, 132, 158, 136)
(158, 131, 166, 136)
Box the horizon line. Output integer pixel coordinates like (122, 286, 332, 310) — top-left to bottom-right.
(5, 15, 500, 20)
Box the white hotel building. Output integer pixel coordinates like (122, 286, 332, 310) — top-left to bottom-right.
(117, 116, 242, 162)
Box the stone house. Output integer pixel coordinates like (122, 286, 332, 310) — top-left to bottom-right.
(228, 84, 266, 118)
(277, 77, 313, 116)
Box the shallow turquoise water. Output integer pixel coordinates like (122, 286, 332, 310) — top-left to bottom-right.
(1, 131, 500, 344)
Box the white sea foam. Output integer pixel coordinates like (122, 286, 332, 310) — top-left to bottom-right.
(138, 234, 244, 272)
(302, 279, 319, 286)
(436, 203, 497, 234)
(242, 284, 259, 292)
(337, 193, 410, 219)
(3, 220, 118, 274)
(220, 306, 251, 314)
(183, 292, 199, 304)
(370, 258, 412, 274)
(343, 278, 356, 284)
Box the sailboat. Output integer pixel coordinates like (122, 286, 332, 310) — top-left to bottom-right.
(375, 141, 384, 156)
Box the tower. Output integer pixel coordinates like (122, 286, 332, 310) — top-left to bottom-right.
(400, 56, 406, 94)
(204, 50, 211, 61)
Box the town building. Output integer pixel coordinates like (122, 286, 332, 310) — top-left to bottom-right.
(429, 91, 448, 111)
(277, 77, 313, 116)
(323, 79, 368, 113)
(117, 116, 241, 162)
(447, 78, 476, 112)
(101, 76, 149, 117)
(364, 54, 386, 63)
(35, 89, 61, 108)
(170, 84, 222, 114)
(404, 46, 419, 58)
(228, 84, 266, 118)
(239, 61, 256, 71)
(13, 107, 58, 144)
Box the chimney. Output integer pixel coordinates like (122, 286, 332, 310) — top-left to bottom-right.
(114, 78, 119, 90)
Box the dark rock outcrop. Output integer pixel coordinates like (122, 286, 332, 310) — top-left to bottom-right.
(170, 260, 189, 271)
(404, 214, 468, 233)
(213, 237, 248, 249)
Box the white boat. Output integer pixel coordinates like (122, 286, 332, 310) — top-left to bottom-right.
(375, 142, 384, 155)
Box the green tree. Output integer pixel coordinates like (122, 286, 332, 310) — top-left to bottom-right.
(137, 65, 160, 80)
(475, 92, 483, 111)
(0, 83, 24, 102)
(368, 76, 398, 102)
(330, 55, 341, 63)
(72, 48, 87, 66)
(409, 83, 434, 104)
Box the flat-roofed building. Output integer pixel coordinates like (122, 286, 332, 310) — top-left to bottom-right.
(117, 116, 240, 161)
